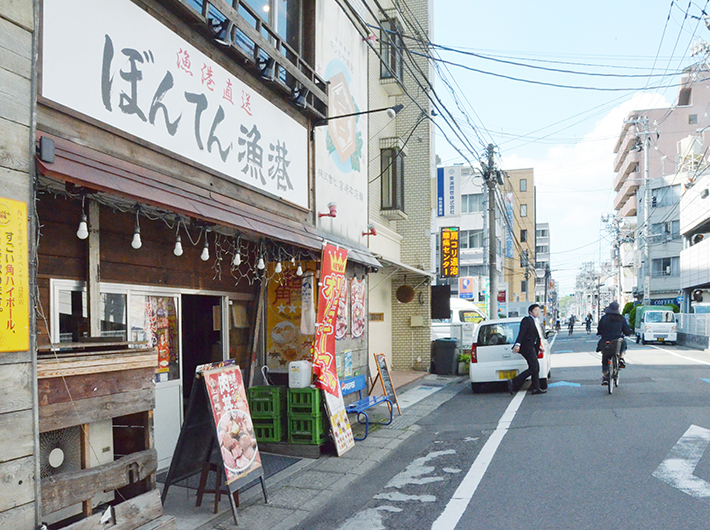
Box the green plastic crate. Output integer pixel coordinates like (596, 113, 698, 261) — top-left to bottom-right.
(287, 387, 324, 415)
(287, 413, 329, 445)
(248, 386, 286, 419)
(252, 417, 285, 443)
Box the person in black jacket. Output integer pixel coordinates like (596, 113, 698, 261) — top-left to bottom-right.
(596, 301, 632, 384)
(507, 304, 546, 395)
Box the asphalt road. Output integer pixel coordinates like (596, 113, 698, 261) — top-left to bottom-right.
(296, 329, 710, 530)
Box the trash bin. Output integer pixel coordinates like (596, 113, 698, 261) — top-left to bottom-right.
(431, 338, 459, 375)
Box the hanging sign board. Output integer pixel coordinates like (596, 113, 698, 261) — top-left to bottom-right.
(373, 353, 401, 415)
(161, 360, 265, 522)
(440, 227, 459, 278)
(0, 198, 29, 353)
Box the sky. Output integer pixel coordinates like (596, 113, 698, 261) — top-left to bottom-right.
(430, 1, 709, 295)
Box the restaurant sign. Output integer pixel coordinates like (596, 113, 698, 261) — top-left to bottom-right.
(41, 0, 308, 209)
(0, 198, 29, 353)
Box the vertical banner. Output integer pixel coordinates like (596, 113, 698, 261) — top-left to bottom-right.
(200, 364, 262, 486)
(350, 277, 366, 339)
(436, 167, 461, 217)
(335, 281, 349, 340)
(505, 193, 514, 259)
(0, 199, 29, 352)
(497, 286, 508, 318)
(313, 244, 354, 456)
(266, 262, 315, 371)
(440, 227, 460, 278)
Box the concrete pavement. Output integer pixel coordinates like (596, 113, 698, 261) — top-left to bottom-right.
(160, 373, 465, 530)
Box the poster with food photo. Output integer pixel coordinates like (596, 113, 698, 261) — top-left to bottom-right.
(202, 364, 262, 485)
(335, 280, 349, 340)
(266, 262, 316, 371)
(350, 278, 366, 339)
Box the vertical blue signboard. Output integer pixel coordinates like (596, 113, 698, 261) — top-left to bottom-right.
(437, 167, 445, 217)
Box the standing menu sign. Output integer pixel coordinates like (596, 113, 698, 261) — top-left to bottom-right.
(372, 353, 401, 415)
(161, 360, 266, 523)
(314, 243, 355, 456)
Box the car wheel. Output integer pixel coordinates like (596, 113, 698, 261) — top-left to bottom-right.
(471, 383, 485, 394)
(641, 339, 647, 345)
(547, 370, 551, 381)
(539, 378, 548, 390)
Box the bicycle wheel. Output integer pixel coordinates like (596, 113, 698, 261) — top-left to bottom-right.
(608, 358, 614, 395)
(614, 358, 620, 388)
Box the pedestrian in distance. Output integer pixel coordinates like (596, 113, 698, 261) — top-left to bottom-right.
(596, 301, 632, 385)
(508, 303, 547, 395)
(568, 315, 576, 336)
(585, 313, 593, 334)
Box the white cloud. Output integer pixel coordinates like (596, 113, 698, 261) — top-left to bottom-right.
(500, 92, 671, 295)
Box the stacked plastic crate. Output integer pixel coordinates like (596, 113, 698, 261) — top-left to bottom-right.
(247, 386, 287, 443)
(287, 387, 329, 445)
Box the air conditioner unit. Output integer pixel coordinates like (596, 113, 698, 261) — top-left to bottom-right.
(665, 265, 671, 275)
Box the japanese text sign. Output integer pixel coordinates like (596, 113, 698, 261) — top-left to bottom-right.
(440, 227, 459, 278)
(41, 0, 308, 208)
(0, 199, 29, 353)
(313, 244, 348, 396)
(201, 364, 262, 485)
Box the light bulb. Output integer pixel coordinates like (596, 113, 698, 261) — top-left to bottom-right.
(76, 214, 88, 240)
(274, 261, 282, 274)
(131, 227, 142, 249)
(173, 235, 183, 256)
(257, 257, 265, 270)
(201, 242, 209, 261)
(233, 252, 241, 266)
(296, 263, 303, 276)
(291, 257, 296, 265)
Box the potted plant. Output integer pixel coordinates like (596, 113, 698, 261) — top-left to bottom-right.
(457, 352, 470, 375)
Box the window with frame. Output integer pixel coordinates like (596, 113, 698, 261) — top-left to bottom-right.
(381, 148, 404, 211)
(651, 220, 680, 242)
(520, 179, 527, 192)
(460, 229, 483, 249)
(520, 229, 527, 243)
(461, 194, 484, 214)
(536, 245, 549, 254)
(521, 280, 527, 293)
(653, 184, 682, 208)
(652, 256, 679, 277)
(520, 204, 528, 217)
(380, 18, 403, 80)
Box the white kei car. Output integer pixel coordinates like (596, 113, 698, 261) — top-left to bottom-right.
(469, 317, 552, 393)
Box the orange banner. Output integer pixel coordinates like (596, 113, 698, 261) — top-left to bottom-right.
(313, 244, 348, 396)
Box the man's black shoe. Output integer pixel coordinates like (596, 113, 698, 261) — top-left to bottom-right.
(530, 388, 547, 395)
(507, 379, 514, 395)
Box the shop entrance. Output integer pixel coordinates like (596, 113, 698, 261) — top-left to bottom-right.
(181, 294, 224, 402)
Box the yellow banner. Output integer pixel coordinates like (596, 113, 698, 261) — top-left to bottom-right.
(0, 198, 29, 353)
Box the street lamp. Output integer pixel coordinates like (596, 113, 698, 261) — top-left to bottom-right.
(312, 104, 404, 128)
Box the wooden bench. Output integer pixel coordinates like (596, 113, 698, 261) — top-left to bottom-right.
(341, 375, 393, 440)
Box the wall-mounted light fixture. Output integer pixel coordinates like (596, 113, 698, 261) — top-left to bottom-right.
(291, 86, 309, 108)
(313, 104, 403, 129)
(209, 18, 233, 46)
(362, 223, 377, 237)
(232, 235, 242, 266)
(257, 57, 275, 82)
(318, 202, 337, 219)
(174, 234, 183, 257)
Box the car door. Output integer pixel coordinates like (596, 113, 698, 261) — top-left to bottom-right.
(476, 321, 523, 364)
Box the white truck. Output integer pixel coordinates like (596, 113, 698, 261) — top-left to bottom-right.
(634, 306, 677, 345)
(431, 297, 488, 353)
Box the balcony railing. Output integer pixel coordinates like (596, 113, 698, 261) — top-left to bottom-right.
(613, 179, 639, 210)
(613, 130, 638, 172)
(618, 195, 637, 217)
(168, 0, 328, 119)
(613, 150, 640, 191)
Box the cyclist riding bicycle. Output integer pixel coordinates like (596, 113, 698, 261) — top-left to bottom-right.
(596, 301, 632, 385)
(568, 315, 576, 335)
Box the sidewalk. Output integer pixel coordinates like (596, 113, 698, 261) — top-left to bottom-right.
(162, 373, 463, 530)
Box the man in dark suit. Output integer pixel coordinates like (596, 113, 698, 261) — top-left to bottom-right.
(508, 303, 546, 395)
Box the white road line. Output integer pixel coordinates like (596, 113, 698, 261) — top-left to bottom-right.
(649, 345, 710, 366)
(431, 390, 526, 530)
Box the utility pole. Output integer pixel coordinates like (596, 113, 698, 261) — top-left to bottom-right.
(482, 144, 502, 320)
(626, 116, 653, 306)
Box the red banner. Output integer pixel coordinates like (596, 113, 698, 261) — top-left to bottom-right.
(313, 244, 348, 396)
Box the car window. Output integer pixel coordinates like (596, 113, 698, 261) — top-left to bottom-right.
(432, 311, 453, 324)
(477, 322, 521, 346)
(646, 312, 674, 323)
(460, 310, 484, 324)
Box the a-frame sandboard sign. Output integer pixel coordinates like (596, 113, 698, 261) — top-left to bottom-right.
(161, 360, 266, 524)
(369, 353, 401, 415)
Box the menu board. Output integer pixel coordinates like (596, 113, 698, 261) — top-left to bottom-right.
(374, 353, 401, 415)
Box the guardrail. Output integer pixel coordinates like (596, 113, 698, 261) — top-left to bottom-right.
(676, 313, 710, 336)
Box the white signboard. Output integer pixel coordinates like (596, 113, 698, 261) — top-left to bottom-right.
(314, 0, 368, 244)
(41, 0, 308, 209)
